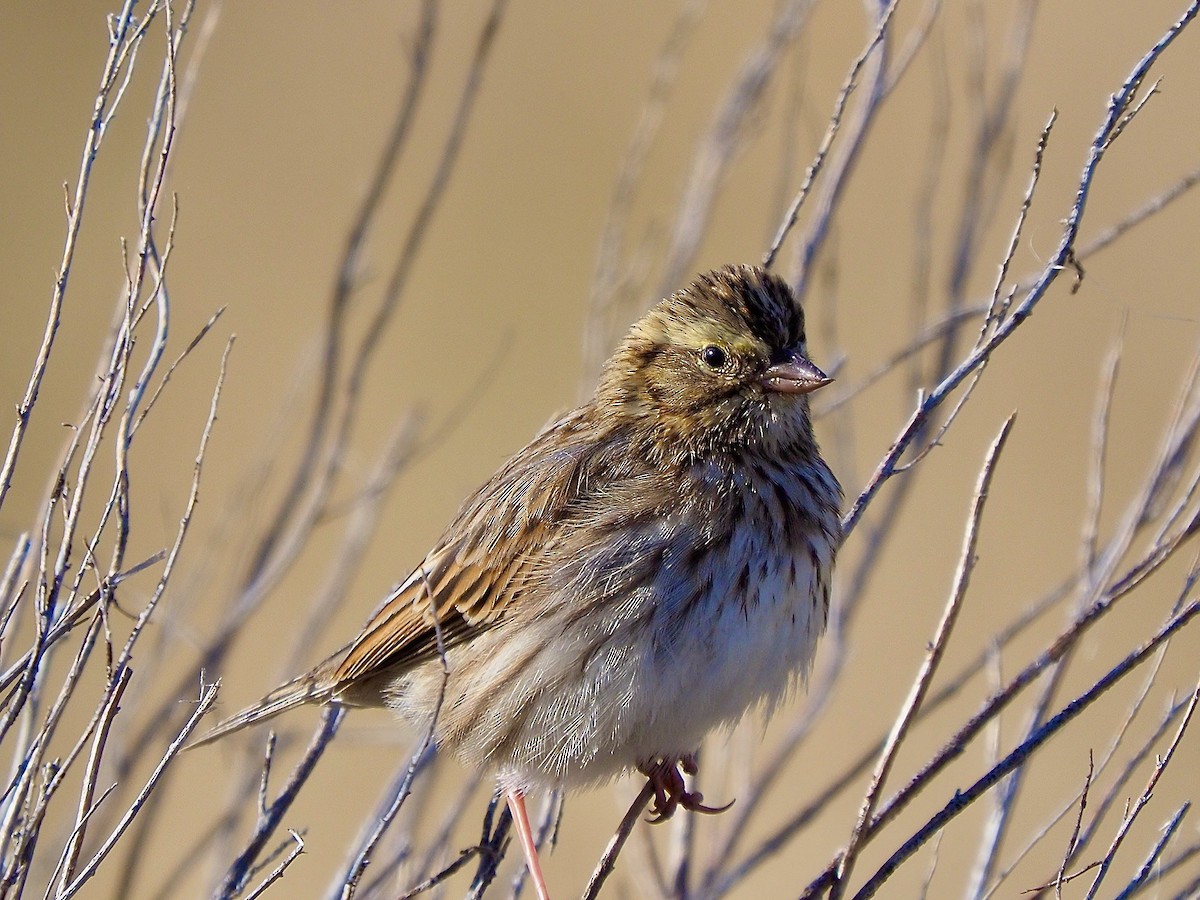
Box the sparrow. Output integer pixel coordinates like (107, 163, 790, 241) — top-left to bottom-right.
(197, 264, 842, 899)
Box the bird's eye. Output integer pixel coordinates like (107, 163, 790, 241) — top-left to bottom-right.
(700, 345, 727, 369)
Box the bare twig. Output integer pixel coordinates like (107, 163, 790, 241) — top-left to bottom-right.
(243, 831, 305, 900)
(1055, 753, 1094, 898)
(583, 782, 657, 900)
(1112, 802, 1191, 900)
(0, 0, 145, 511)
(215, 708, 344, 899)
(584, 0, 708, 382)
(661, 0, 817, 292)
(464, 794, 513, 900)
(764, 0, 900, 271)
(1085, 680, 1200, 899)
(397, 847, 479, 900)
(844, 0, 1200, 535)
(53, 666, 132, 896)
(847, 600, 1200, 900)
(58, 679, 219, 899)
(831, 416, 1015, 898)
(334, 709, 442, 898)
(1006, 673, 1190, 900)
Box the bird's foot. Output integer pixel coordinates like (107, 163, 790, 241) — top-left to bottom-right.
(639, 754, 734, 823)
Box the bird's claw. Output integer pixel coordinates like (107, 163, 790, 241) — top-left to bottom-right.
(639, 756, 735, 823)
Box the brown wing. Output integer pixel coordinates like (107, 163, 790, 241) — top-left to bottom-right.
(331, 408, 602, 687)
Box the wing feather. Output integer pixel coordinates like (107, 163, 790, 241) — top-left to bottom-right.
(331, 410, 601, 687)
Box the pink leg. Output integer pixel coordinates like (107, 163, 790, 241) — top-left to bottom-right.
(505, 788, 551, 900)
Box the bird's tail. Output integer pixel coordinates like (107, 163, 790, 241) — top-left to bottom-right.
(190, 673, 333, 749)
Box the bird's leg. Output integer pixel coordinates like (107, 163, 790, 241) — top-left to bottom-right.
(638, 755, 734, 823)
(505, 788, 551, 900)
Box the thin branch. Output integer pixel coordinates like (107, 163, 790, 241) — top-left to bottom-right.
(1055, 753, 1094, 899)
(0, 0, 144, 511)
(582, 782, 656, 900)
(240, 0, 436, 592)
(843, 0, 1200, 536)
(660, 0, 816, 292)
(214, 708, 344, 899)
(847, 599, 1200, 900)
(58, 680, 219, 899)
(790, 0, 903, 299)
(463, 794, 513, 900)
(1085, 680, 1200, 899)
(243, 831, 305, 900)
(979, 109, 1056, 344)
(334, 729, 440, 897)
(764, 0, 900, 270)
(584, 0, 707, 382)
(831, 415, 1015, 899)
(1009, 672, 1189, 900)
(53, 666, 133, 896)
(1112, 802, 1191, 900)
(397, 847, 479, 900)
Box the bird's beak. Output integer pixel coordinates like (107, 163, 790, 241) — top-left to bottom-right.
(761, 349, 833, 395)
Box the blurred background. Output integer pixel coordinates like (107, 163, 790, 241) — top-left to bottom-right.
(2, 2, 1199, 897)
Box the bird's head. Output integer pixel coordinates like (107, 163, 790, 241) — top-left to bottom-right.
(598, 264, 832, 461)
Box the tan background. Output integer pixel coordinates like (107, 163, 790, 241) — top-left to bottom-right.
(2, 2, 1199, 897)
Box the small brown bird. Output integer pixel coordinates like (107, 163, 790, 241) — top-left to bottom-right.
(198, 264, 842, 899)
